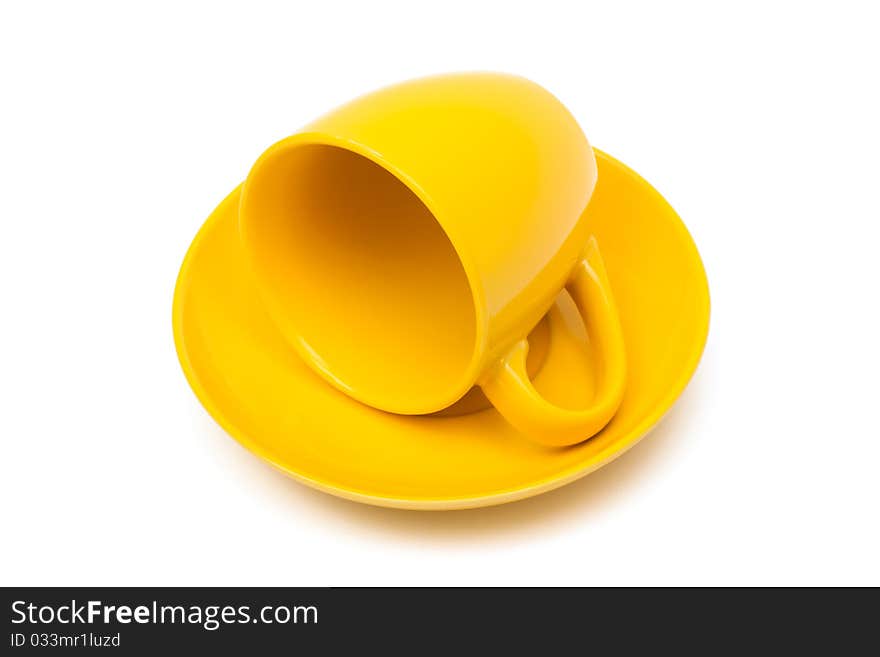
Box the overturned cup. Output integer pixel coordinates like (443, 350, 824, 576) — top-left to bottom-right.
(238, 73, 626, 446)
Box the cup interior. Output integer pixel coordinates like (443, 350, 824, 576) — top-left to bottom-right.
(240, 142, 479, 413)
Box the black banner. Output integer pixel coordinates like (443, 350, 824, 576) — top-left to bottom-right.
(2, 587, 875, 652)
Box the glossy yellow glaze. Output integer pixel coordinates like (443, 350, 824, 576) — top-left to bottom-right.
(173, 151, 710, 509)
(238, 73, 623, 444)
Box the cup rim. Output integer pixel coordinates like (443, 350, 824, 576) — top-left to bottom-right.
(238, 132, 490, 414)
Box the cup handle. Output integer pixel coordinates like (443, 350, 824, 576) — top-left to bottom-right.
(479, 236, 626, 446)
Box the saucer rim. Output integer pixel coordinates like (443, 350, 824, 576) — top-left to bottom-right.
(172, 148, 710, 510)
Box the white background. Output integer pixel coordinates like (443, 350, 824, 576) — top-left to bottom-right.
(2, 1, 878, 586)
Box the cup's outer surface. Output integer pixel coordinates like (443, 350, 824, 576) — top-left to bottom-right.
(239, 73, 599, 417)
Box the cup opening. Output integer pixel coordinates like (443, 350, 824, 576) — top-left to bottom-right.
(240, 141, 480, 414)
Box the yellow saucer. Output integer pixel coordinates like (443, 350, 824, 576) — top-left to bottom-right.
(173, 150, 709, 510)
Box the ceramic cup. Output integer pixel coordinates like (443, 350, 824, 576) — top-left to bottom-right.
(238, 73, 626, 446)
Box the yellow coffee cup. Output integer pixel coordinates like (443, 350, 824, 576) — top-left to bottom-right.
(238, 73, 626, 446)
